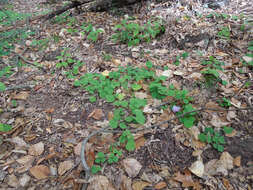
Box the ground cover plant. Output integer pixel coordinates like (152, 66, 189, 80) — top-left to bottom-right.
(0, 0, 253, 189)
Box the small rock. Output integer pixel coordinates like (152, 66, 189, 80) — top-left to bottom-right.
(123, 158, 142, 178)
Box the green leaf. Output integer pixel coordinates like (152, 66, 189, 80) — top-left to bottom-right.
(0, 82, 6, 91)
(89, 96, 96, 103)
(0, 123, 12, 132)
(146, 60, 153, 69)
(198, 133, 206, 142)
(248, 46, 253, 51)
(119, 122, 127, 129)
(218, 136, 225, 144)
(223, 126, 233, 134)
(91, 165, 102, 174)
(133, 109, 146, 124)
(217, 144, 224, 152)
(106, 94, 115, 102)
(182, 116, 195, 128)
(131, 84, 142, 91)
(125, 116, 133, 122)
(109, 119, 118, 129)
(126, 139, 135, 151)
(207, 133, 212, 143)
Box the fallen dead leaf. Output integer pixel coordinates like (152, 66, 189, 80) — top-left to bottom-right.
(134, 135, 146, 150)
(88, 109, 104, 120)
(19, 174, 31, 187)
(58, 160, 74, 176)
(233, 156, 241, 167)
(30, 165, 50, 179)
(28, 142, 44, 156)
(189, 160, 204, 178)
(120, 174, 132, 190)
(219, 152, 234, 170)
(210, 114, 230, 128)
(222, 178, 231, 189)
(123, 158, 142, 178)
(132, 181, 150, 190)
(16, 155, 35, 165)
(87, 175, 116, 190)
(154, 181, 167, 189)
(7, 174, 20, 188)
(12, 91, 29, 100)
(174, 170, 201, 190)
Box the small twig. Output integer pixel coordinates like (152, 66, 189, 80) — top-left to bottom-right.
(5, 84, 33, 91)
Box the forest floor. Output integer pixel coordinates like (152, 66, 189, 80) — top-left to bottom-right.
(0, 0, 253, 189)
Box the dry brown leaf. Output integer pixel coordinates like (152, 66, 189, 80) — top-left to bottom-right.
(58, 160, 74, 176)
(189, 160, 204, 178)
(219, 152, 234, 170)
(45, 108, 55, 114)
(88, 109, 104, 120)
(120, 174, 132, 190)
(12, 91, 29, 100)
(132, 181, 150, 190)
(123, 158, 142, 178)
(16, 155, 35, 165)
(154, 181, 167, 189)
(30, 165, 50, 179)
(233, 156, 241, 167)
(205, 102, 221, 113)
(210, 114, 230, 128)
(174, 170, 201, 190)
(87, 175, 116, 190)
(7, 174, 20, 188)
(135, 136, 146, 150)
(86, 147, 95, 168)
(28, 142, 44, 156)
(222, 178, 231, 189)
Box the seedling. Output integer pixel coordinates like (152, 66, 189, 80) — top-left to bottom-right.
(218, 97, 231, 108)
(198, 126, 233, 152)
(81, 23, 104, 42)
(217, 26, 230, 39)
(111, 18, 165, 46)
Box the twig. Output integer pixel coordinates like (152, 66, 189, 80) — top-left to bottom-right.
(5, 84, 33, 91)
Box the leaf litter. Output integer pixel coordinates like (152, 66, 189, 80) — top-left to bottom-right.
(0, 0, 253, 189)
